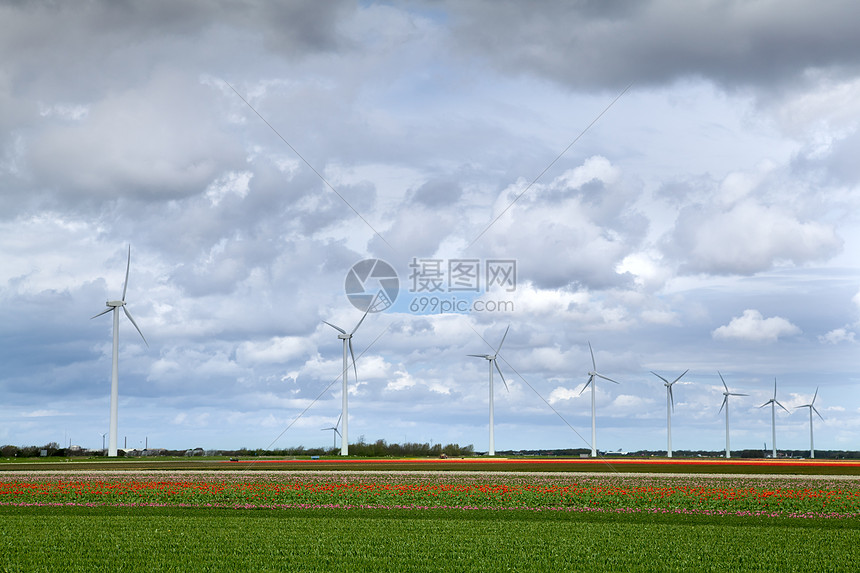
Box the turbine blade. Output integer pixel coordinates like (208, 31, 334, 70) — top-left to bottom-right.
(123, 306, 148, 347)
(772, 378, 778, 400)
(732, 393, 749, 397)
(348, 339, 358, 383)
(651, 371, 669, 384)
(668, 385, 675, 412)
(812, 406, 824, 421)
(336, 413, 342, 428)
(812, 386, 819, 404)
(91, 307, 113, 319)
(718, 371, 728, 392)
(334, 428, 342, 437)
(122, 245, 131, 302)
(351, 308, 370, 334)
(579, 375, 594, 396)
(595, 373, 619, 384)
(495, 325, 510, 355)
(494, 360, 509, 392)
(718, 395, 727, 414)
(322, 321, 347, 334)
(467, 354, 489, 358)
(776, 400, 790, 413)
(588, 341, 596, 371)
(672, 369, 689, 384)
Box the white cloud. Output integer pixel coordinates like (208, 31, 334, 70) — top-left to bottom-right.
(237, 336, 314, 365)
(818, 328, 855, 344)
(669, 199, 842, 275)
(548, 386, 580, 405)
(385, 369, 416, 391)
(712, 309, 801, 343)
(853, 290, 860, 310)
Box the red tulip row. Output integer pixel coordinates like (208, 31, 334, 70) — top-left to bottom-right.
(2, 471, 858, 517)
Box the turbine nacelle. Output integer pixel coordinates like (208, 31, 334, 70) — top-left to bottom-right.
(106, 300, 126, 307)
(468, 354, 495, 361)
(759, 398, 790, 413)
(796, 387, 824, 420)
(759, 378, 789, 413)
(651, 370, 687, 412)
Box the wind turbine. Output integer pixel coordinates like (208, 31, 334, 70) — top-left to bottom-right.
(651, 369, 688, 458)
(718, 372, 747, 459)
(92, 246, 147, 457)
(467, 326, 510, 456)
(581, 342, 619, 458)
(759, 378, 789, 459)
(323, 310, 369, 456)
(321, 414, 342, 450)
(795, 387, 824, 459)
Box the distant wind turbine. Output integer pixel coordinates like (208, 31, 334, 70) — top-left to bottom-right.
(468, 326, 510, 456)
(321, 414, 342, 450)
(323, 310, 369, 456)
(795, 387, 824, 459)
(759, 378, 789, 459)
(581, 342, 619, 458)
(651, 369, 688, 458)
(92, 246, 147, 458)
(718, 372, 747, 459)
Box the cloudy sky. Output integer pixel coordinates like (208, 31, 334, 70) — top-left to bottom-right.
(2, 0, 859, 454)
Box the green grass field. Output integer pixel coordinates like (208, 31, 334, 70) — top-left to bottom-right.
(2, 506, 859, 572)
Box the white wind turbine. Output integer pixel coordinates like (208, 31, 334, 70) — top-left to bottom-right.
(321, 413, 342, 450)
(323, 310, 369, 456)
(580, 342, 619, 458)
(92, 246, 147, 457)
(759, 378, 789, 459)
(651, 369, 688, 458)
(468, 326, 510, 457)
(718, 372, 747, 459)
(795, 387, 824, 459)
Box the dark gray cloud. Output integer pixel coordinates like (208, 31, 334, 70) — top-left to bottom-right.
(439, 0, 860, 91)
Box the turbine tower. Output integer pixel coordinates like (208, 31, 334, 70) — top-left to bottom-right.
(795, 387, 823, 459)
(92, 246, 147, 457)
(468, 326, 510, 456)
(323, 310, 369, 456)
(759, 378, 789, 459)
(321, 414, 342, 450)
(581, 342, 619, 457)
(718, 372, 747, 459)
(651, 369, 688, 458)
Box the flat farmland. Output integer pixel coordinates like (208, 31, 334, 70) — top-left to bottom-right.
(2, 459, 859, 572)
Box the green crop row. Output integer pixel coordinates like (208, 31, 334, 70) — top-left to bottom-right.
(1, 506, 859, 572)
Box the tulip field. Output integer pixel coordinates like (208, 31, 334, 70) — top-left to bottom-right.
(2, 467, 860, 571)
